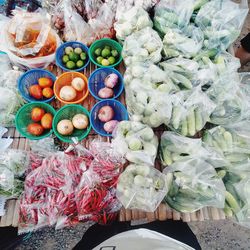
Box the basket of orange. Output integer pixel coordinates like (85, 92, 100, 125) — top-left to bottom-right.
(54, 72, 89, 104)
(15, 102, 56, 140)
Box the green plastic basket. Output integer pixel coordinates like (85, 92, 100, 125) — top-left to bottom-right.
(89, 38, 123, 68)
(15, 102, 56, 140)
(52, 104, 91, 143)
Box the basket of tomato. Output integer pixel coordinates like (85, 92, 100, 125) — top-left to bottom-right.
(15, 102, 56, 140)
(18, 69, 56, 103)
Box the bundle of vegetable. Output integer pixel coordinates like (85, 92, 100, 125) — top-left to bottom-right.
(18, 152, 85, 233)
(0, 150, 29, 198)
(195, 0, 248, 51)
(168, 87, 216, 136)
(122, 27, 163, 66)
(162, 25, 204, 59)
(117, 164, 168, 212)
(124, 62, 177, 93)
(0, 66, 24, 127)
(114, 6, 152, 43)
(163, 158, 226, 213)
(203, 122, 250, 164)
(153, 0, 195, 36)
(159, 59, 200, 90)
(125, 80, 172, 127)
(160, 131, 230, 169)
(112, 121, 158, 166)
(221, 167, 250, 228)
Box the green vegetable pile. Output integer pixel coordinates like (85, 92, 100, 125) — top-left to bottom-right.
(93, 45, 119, 67)
(62, 46, 87, 69)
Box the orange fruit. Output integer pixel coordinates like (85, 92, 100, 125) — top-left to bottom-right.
(42, 87, 54, 99)
(41, 113, 53, 129)
(31, 107, 45, 122)
(38, 77, 53, 88)
(27, 123, 44, 136)
(29, 85, 43, 100)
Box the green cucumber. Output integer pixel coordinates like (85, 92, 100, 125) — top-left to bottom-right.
(195, 108, 203, 131)
(172, 106, 182, 129)
(161, 148, 173, 166)
(173, 74, 193, 90)
(187, 109, 196, 136)
(181, 119, 188, 136)
(223, 131, 233, 149)
(225, 191, 241, 214)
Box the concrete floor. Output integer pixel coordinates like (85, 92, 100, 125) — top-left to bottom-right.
(8, 1, 250, 250)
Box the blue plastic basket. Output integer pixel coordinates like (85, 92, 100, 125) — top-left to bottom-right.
(18, 69, 56, 103)
(90, 99, 128, 137)
(88, 68, 124, 101)
(56, 41, 90, 72)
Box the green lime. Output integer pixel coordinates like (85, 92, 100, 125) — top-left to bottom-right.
(108, 56, 116, 65)
(94, 48, 102, 56)
(69, 52, 80, 62)
(76, 60, 84, 68)
(104, 45, 111, 51)
(65, 46, 73, 55)
(62, 55, 69, 64)
(80, 52, 87, 61)
(111, 49, 119, 57)
(96, 56, 103, 64)
(101, 48, 111, 58)
(66, 61, 76, 69)
(101, 59, 110, 66)
(74, 47, 83, 54)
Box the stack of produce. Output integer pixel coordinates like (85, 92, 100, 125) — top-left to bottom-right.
(18, 140, 125, 233)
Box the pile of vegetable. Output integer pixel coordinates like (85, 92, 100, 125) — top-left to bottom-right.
(93, 45, 119, 67)
(59, 77, 86, 102)
(57, 113, 89, 136)
(112, 121, 158, 166)
(29, 77, 54, 100)
(62, 46, 87, 70)
(28, 107, 53, 136)
(98, 73, 119, 99)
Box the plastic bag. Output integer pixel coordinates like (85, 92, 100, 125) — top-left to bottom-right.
(153, 0, 195, 35)
(167, 87, 216, 136)
(0, 9, 60, 69)
(0, 149, 29, 198)
(163, 158, 226, 213)
(0, 127, 13, 151)
(160, 131, 230, 169)
(125, 81, 173, 127)
(122, 27, 163, 66)
(117, 164, 168, 212)
(112, 121, 158, 166)
(159, 59, 200, 89)
(162, 25, 204, 59)
(195, 0, 249, 51)
(203, 122, 250, 164)
(114, 6, 152, 43)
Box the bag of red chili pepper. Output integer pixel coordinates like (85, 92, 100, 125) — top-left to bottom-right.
(18, 152, 86, 233)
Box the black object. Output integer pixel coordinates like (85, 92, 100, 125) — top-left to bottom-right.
(0, 227, 27, 250)
(241, 33, 250, 53)
(73, 220, 201, 250)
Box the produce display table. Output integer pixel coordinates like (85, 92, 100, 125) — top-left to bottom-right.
(0, 63, 227, 227)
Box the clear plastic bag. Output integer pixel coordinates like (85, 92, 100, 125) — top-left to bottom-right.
(162, 25, 204, 59)
(122, 27, 163, 66)
(203, 122, 250, 164)
(195, 0, 249, 51)
(0, 9, 60, 69)
(117, 164, 168, 212)
(153, 0, 195, 35)
(168, 87, 216, 136)
(159, 59, 200, 89)
(114, 6, 152, 43)
(163, 158, 226, 213)
(112, 121, 158, 166)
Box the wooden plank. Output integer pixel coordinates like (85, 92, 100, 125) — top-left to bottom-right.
(158, 204, 167, 221)
(5, 200, 16, 227)
(12, 200, 20, 227)
(172, 209, 181, 221)
(146, 212, 155, 222)
(119, 207, 126, 222)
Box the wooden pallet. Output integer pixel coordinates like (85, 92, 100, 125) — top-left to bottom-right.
(0, 63, 227, 227)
